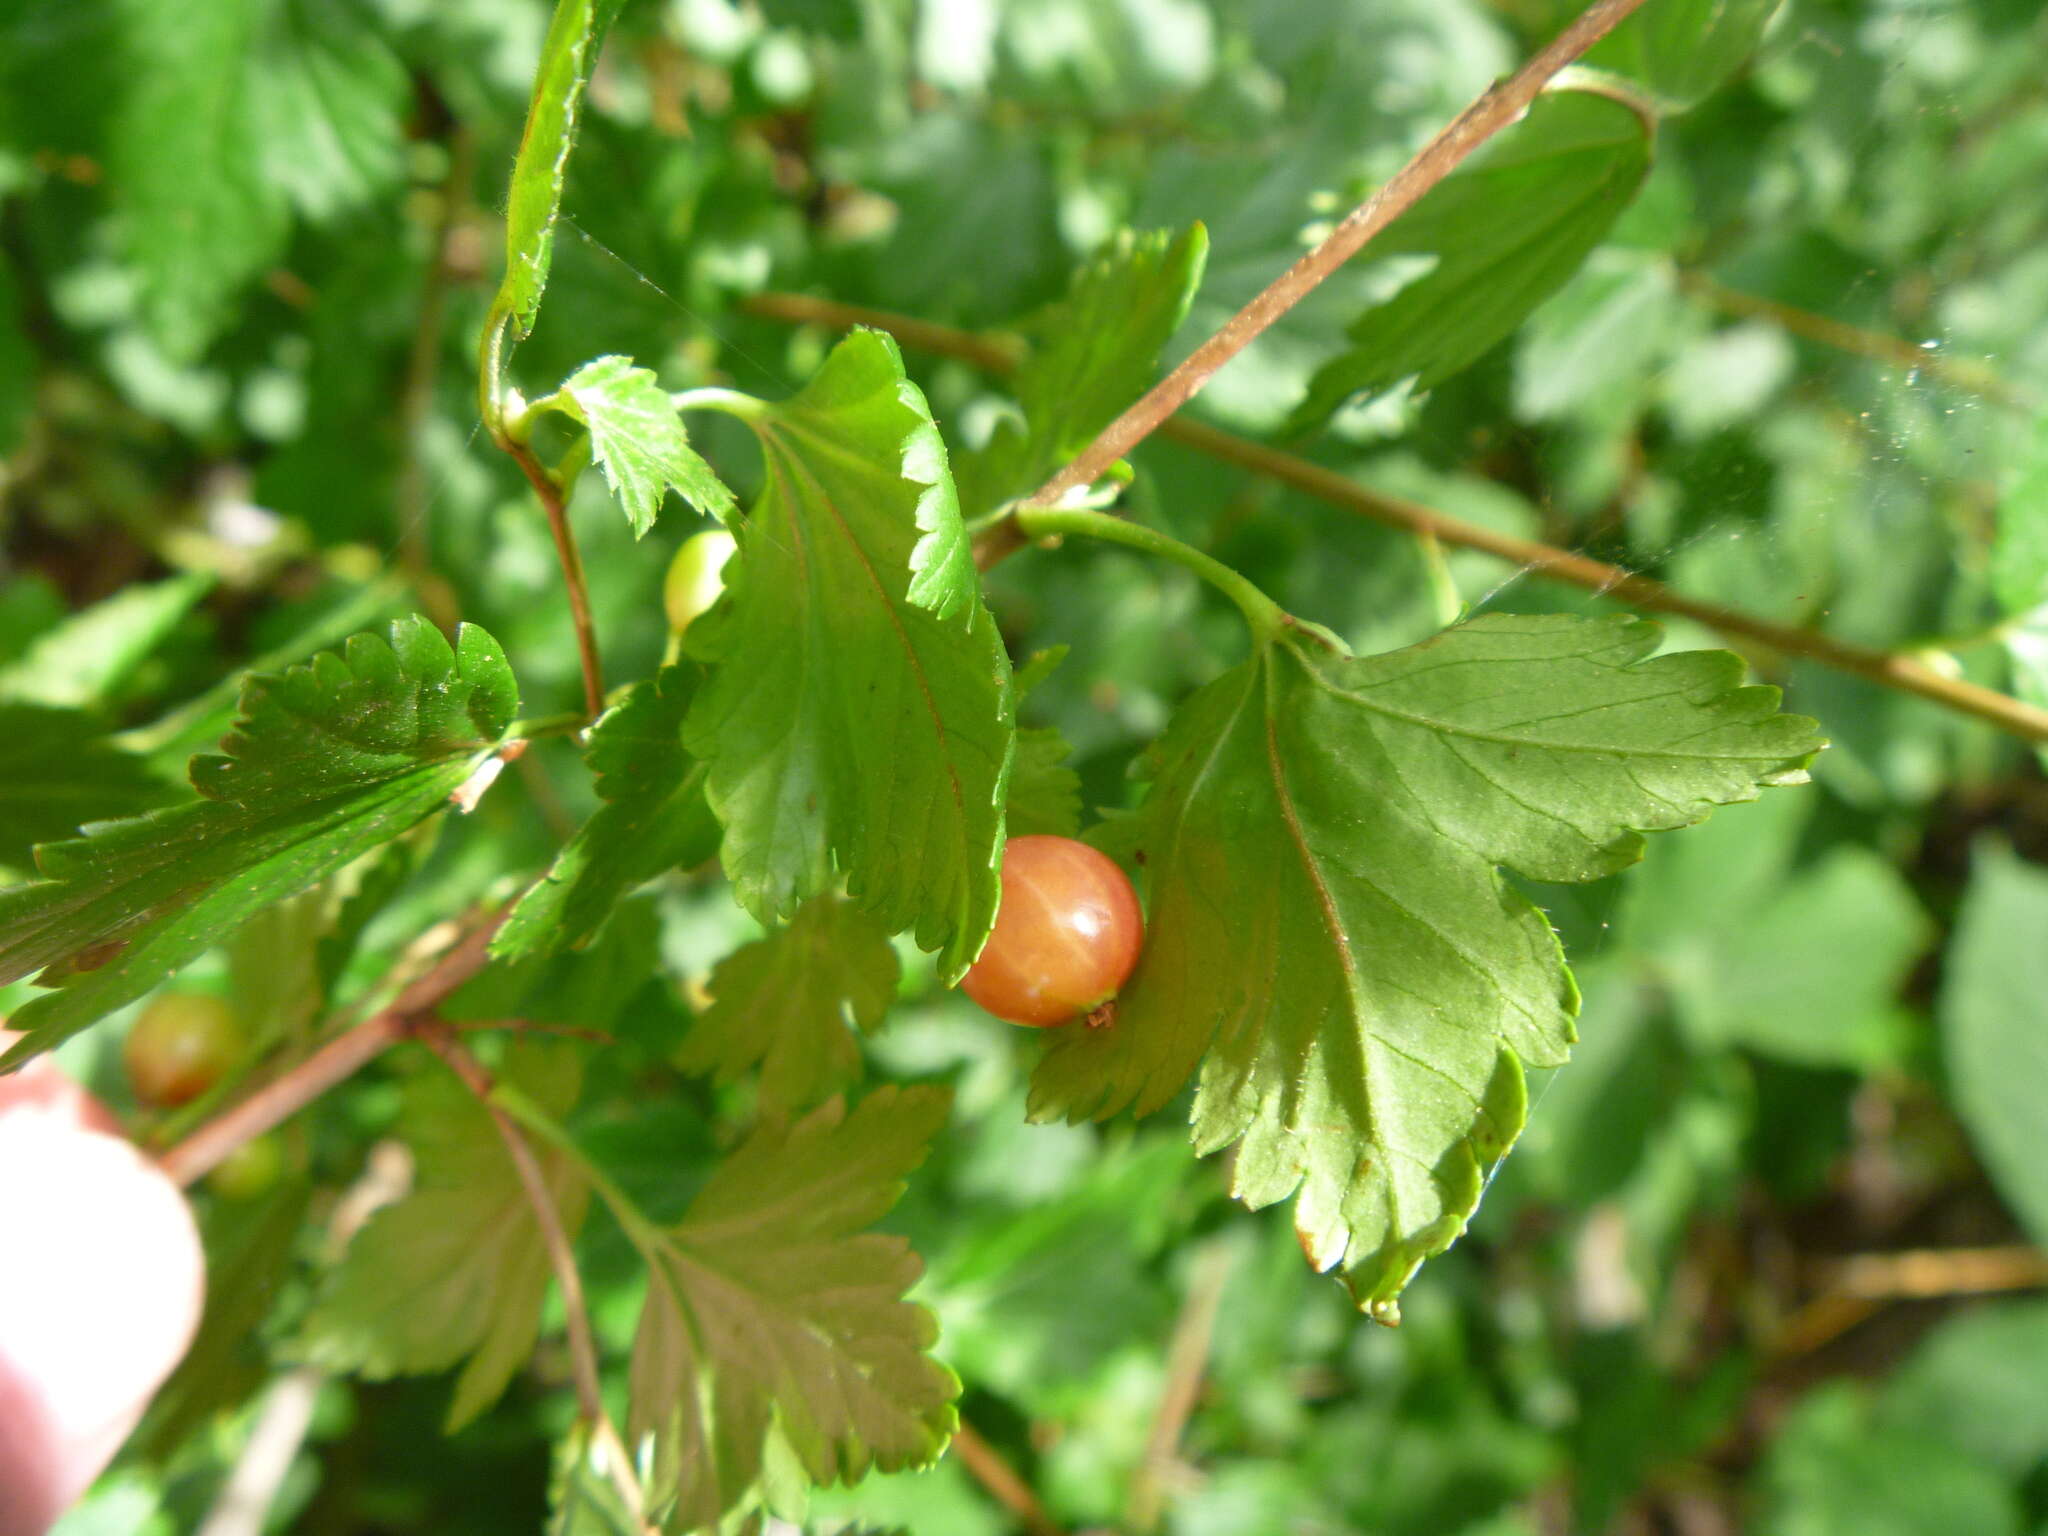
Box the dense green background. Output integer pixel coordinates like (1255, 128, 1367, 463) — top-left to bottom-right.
(4, 0, 2048, 1531)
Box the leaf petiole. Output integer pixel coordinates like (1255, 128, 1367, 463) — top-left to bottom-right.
(1012, 506, 1287, 640)
(670, 386, 768, 422)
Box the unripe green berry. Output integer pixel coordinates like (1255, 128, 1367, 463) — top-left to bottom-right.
(206, 1134, 286, 1201)
(664, 528, 737, 636)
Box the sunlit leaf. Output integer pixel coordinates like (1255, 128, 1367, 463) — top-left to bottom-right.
(109, 0, 287, 359)
(683, 331, 1013, 981)
(497, 0, 626, 336)
(555, 355, 736, 536)
(0, 618, 516, 1069)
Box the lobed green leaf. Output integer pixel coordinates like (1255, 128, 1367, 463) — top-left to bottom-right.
(496, 665, 721, 961)
(1033, 613, 1822, 1314)
(0, 618, 516, 1070)
(555, 355, 737, 537)
(676, 892, 901, 1111)
(956, 223, 1208, 515)
(1289, 90, 1652, 433)
(1005, 647, 1081, 838)
(683, 330, 1013, 982)
(625, 1086, 959, 1528)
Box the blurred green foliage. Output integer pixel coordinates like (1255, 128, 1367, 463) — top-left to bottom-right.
(4, 0, 2048, 1531)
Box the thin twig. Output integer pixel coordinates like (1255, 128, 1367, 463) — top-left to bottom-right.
(1169, 417, 2048, 743)
(421, 1027, 651, 1528)
(157, 913, 505, 1188)
(194, 1367, 323, 1536)
(1828, 1243, 2048, 1300)
(1017, 0, 1653, 518)
(950, 1419, 1065, 1536)
(195, 1128, 423, 1535)
(740, 290, 2048, 747)
(1770, 1245, 2048, 1360)
(1679, 270, 2038, 413)
(748, 289, 1026, 374)
(508, 439, 606, 720)
(395, 126, 475, 633)
(1128, 1240, 1235, 1532)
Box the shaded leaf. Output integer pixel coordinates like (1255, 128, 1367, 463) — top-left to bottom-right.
(497, 666, 720, 961)
(302, 1039, 588, 1430)
(1032, 613, 1821, 1314)
(1880, 1299, 2048, 1476)
(1587, 0, 1782, 113)
(0, 573, 211, 710)
(1004, 647, 1080, 839)
(626, 1086, 958, 1528)
(0, 618, 517, 1069)
(1290, 90, 1652, 432)
(556, 355, 736, 537)
(458, 895, 665, 1034)
(1759, 1383, 2022, 1536)
(1005, 728, 1081, 839)
(956, 223, 1208, 514)
(1620, 794, 1928, 1068)
(1941, 842, 2048, 1249)
(109, 0, 288, 359)
(677, 892, 900, 1111)
(683, 331, 1013, 982)
(250, 0, 408, 221)
(0, 706, 177, 872)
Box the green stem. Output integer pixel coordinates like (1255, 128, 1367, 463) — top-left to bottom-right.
(507, 710, 592, 741)
(478, 305, 512, 441)
(1013, 507, 1286, 638)
(671, 386, 768, 422)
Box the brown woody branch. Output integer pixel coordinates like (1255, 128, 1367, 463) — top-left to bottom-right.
(741, 290, 2048, 747)
(158, 913, 505, 1188)
(1679, 270, 2038, 413)
(1016, 0, 1655, 517)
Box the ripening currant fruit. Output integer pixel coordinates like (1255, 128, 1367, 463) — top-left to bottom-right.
(123, 992, 241, 1108)
(664, 527, 737, 636)
(962, 835, 1144, 1027)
